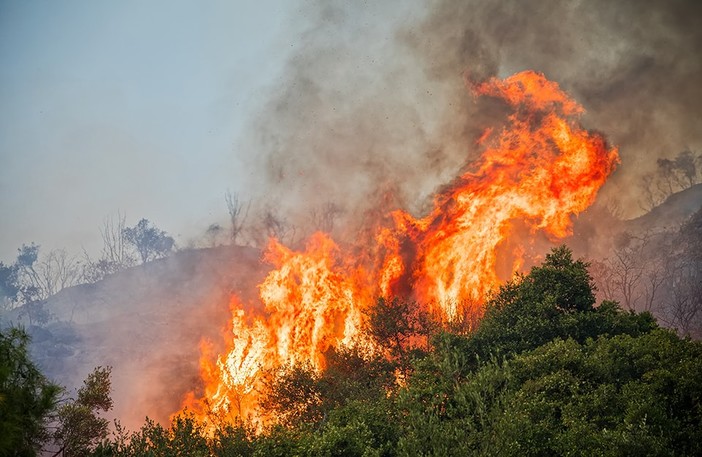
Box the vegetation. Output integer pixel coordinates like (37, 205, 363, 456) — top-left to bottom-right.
(0, 327, 61, 456)
(2, 245, 700, 455)
(592, 207, 702, 338)
(122, 219, 175, 265)
(0, 216, 175, 323)
(81, 246, 702, 456)
(0, 326, 113, 457)
(53, 366, 113, 457)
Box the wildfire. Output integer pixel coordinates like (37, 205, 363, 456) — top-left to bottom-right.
(178, 70, 618, 427)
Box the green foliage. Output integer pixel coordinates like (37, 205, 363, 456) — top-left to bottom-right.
(0, 327, 61, 457)
(260, 363, 324, 427)
(211, 421, 256, 457)
(490, 331, 700, 456)
(54, 366, 113, 456)
(105, 415, 210, 457)
(251, 425, 307, 457)
(261, 346, 395, 429)
(317, 346, 395, 411)
(304, 400, 400, 457)
(466, 247, 657, 364)
(395, 330, 702, 456)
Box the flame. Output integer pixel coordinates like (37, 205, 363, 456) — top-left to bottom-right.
(399, 71, 618, 317)
(177, 70, 618, 426)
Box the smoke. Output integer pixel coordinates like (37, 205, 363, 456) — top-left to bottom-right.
(240, 0, 702, 223)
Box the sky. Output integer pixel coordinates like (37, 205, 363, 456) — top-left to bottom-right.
(0, 0, 299, 260)
(2, 0, 700, 263)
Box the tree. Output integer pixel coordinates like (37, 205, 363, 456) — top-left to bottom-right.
(122, 219, 175, 264)
(0, 327, 62, 456)
(591, 231, 667, 312)
(462, 246, 656, 365)
(260, 208, 296, 246)
(260, 363, 324, 427)
(367, 297, 435, 374)
(34, 250, 82, 299)
(657, 208, 702, 337)
(455, 331, 702, 456)
(0, 244, 85, 324)
(12, 245, 52, 325)
(639, 149, 702, 210)
(14, 244, 42, 304)
(2, 244, 82, 309)
(0, 262, 20, 312)
(204, 223, 224, 248)
(303, 400, 400, 456)
(392, 245, 699, 456)
(103, 415, 210, 457)
(260, 346, 394, 429)
(225, 191, 250, 245)
(83, 212, 135, 282)
(52, 367, 113, 457)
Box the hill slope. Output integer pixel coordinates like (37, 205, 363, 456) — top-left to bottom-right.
(2, 245, 266, 430)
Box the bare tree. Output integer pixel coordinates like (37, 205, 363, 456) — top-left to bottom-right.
(659, 259, 702, 338)
(675, 149, 698, 188)
(82, 212, 135, 283)
(592, 231, 666, 312)
(261, 208, 296, 245)
(657, 208, 702, 337)
(310, 202, 344, 233)
(640, 174, 665, 212)
(98, 211, 132, 267)
(225, 191, 250, 245)
(3, 244, 81, 324)
(36, 249, 83, 298)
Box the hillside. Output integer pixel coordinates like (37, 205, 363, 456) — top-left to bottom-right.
(2, 245, 266, 430)
(626, 183, 702, 232)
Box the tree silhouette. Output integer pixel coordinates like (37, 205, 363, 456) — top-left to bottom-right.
(122, 219, 175, 264)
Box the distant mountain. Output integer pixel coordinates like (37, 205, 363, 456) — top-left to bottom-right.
(2, 245, 266, 430)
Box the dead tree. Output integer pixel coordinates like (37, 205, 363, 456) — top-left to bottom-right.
(225, 191, 250, 245)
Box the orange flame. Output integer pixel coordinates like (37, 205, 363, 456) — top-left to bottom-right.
(177, 70, 618, 426)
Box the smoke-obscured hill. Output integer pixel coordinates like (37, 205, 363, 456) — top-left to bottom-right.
(572, 184, 702, 338)
(626, 183, 702, 232)
(1, 245, 266, 430)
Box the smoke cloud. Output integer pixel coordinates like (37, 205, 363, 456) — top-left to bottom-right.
(240, 0, 702, 224)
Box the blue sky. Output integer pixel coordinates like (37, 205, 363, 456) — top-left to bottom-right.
(0, 0, 296, 260)
(2, 0, 700, 262)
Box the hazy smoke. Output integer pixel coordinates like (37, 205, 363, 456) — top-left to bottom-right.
(241, 0, 702, 223)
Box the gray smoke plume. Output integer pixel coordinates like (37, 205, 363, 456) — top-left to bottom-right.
(240, 0, 702, 226)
